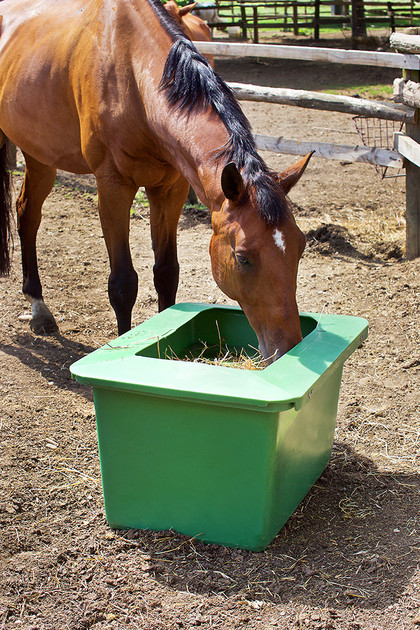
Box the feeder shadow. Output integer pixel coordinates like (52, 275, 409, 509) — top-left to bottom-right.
(0, 332, 95, 400)
(117, 442, 419, 613)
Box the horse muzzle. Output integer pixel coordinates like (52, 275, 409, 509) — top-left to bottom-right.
(256, 318, 303, 364)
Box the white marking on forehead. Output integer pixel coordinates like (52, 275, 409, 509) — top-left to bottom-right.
(273, 228, 286, 253)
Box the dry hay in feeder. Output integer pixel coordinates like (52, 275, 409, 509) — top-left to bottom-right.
(165, 343, 267, 370)
(163, 319, 267, 370)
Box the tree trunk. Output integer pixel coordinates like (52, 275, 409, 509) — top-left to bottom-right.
(351, 0, 367, 37)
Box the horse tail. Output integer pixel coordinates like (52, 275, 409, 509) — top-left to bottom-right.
(0, 137, 12, 275)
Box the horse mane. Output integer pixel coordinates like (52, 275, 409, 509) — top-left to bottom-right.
(149, 0, 287, 223)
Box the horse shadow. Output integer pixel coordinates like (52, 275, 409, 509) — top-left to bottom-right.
(116, 442, 419, 613)
(0, 332, 95, 400)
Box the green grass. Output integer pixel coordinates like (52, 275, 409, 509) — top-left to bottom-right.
(130, 192, 207, 218)
(214, 0, 420, 36)
(325, 84, 394, 99)
(130, 189, 150, 217)
(183, 201, 207, 212)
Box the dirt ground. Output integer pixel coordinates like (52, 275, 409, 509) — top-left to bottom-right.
(0, 47, 419, 630)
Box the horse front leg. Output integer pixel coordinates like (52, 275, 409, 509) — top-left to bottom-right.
(146, 176, 189, 311)
(96, 176, 138, 335)
(18, 154, 58, 334)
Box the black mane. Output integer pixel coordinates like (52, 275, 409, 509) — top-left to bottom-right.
(149, 0, 287, 223)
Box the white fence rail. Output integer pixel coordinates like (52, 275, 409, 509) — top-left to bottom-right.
(254, 134, 403, 168)
(195, 41, 420, 69)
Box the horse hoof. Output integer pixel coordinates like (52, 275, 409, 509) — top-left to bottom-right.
(30, 314, 59, 335)
(25, 299, 59, 334)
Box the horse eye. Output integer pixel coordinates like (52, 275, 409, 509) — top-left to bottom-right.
(236, 254, 251, 268)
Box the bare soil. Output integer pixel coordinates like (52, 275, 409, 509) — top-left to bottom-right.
(0, 50, 419, 630)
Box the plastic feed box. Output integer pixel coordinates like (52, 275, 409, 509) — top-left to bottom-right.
(70, 303, 368, 551)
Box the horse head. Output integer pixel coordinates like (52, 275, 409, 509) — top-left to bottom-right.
(210, 154, 312, 363)
(164, 1, 211, 42)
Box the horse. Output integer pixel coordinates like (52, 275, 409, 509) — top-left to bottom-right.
(164, 2, 211, 43)
(191, 3, 228, 33)
(164, 1, 214, 66)
(164, 1, 213, 203)
(0, 0, 311, 362)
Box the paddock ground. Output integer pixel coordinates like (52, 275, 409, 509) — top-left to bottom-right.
(0, 55, 419, 630)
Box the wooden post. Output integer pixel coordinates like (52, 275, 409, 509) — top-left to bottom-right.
(344, 0, 349, 16)
(391, 31, 420, 258)
(351, 0, 367, 38)
(293, 1, 298, 35)
(404, 74, 420, 259)
(240, 3, 247, 40)
(314, 0, 320, 41)
(387, 2, 395, 33)
(253, 6, 259, 43)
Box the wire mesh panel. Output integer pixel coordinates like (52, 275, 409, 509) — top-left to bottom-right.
(353, 116, 405, 178)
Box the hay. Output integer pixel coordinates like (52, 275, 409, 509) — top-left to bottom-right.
(164, 342, 267, 370)
(162, 319, 267, 370)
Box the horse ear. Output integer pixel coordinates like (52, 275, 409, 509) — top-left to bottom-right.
(278, 152, 313, 195)
(164, 1, 177, 18)
(179, 2, 197, 16)
(221, 162, 244, 201)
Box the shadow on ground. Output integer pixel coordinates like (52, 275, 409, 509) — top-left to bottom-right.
(109, 443, 418, 612)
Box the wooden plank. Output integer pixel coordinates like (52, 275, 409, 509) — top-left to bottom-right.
(398, 59, 420, 258)
(229, 82, 415, 121)
(394, 131, 420, 167)
(195, 41, 420, 69)
(254, 134, 404, 167)
(400, 125, 420, 258)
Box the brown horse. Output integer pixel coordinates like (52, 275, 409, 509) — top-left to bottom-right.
(0, 0, 311, 362)
(164, 1, 214, 66)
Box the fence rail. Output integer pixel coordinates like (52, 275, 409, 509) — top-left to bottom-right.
(195, 41, 420, 68)
(193, 39, 420, 257)
(228, 81, 414, 120)
(254, 134, 403, 166)
(208, 0, 420, 41)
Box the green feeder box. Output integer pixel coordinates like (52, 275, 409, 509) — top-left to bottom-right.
(70, 303, 368, 551)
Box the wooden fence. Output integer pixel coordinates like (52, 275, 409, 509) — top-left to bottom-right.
(207, 0, 420, 41)
(195, 39, 420, 258)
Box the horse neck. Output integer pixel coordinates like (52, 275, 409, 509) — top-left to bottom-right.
(110, 0, 229, 207)
(133, 63, 230, 207)
(161, 114, 231, 208)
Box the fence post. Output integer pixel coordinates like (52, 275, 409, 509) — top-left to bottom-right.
(403, 77, 420, 259)
(240, 2, 247, 40)
(253, 6, 259, 43)
(292, 1, 298, 35)
(387, 2, 395, 33)
(391, 32, 420, 258)
(314, 0, 320, 41)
